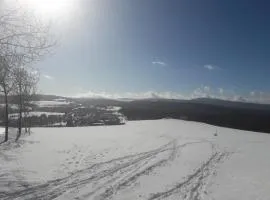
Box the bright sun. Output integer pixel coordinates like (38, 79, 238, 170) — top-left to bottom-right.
(19, 0, 74, 19)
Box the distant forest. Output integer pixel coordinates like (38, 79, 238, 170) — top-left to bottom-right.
(119, 100, 270, 133)
(69, 96, 270, 133)
(1, 95, 270, 134)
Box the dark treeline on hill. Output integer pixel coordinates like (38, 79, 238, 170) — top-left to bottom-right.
(119, 99, 270, 133)
(73, 97, 270, 133)
(1, 94, 270, 133)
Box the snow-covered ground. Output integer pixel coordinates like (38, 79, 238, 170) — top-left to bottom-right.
(31, 100, 71, 107)
(102, 106, 122, 111)
(1, 119, 270, 200)
(0, 104, 19, 110)
(9, 112, 65, 119)
(0, 127, 4, 135)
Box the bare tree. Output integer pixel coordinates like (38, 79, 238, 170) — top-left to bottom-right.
(0, 7, 56, 64)
(12, 66, 39, 141)
(0, 56, 14, 142)
(0, 5, 56, 142)
(23, 70, 39, 134)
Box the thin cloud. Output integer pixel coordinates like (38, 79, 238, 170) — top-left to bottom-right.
(191, 85, 211, 98)
(70, 87, 270, 104)
(204, 65, 216, 70)
(250, 91, 255, 96)
(152, 61, 167, 66)
(248, 91, 270, 104)
(203, 86, 210, 92)
(218, 88, 224, 95)
(43, 74, 54, 80)
(73, 90, 186, 100)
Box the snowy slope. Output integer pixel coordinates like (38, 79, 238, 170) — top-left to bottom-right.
(0, 119, 270, 200)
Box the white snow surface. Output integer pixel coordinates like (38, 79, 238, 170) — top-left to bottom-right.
(31, 100, 71, 107)
(1, 119, 270, 200)
(0, 127, 4, 135)
(105, 106, 122, 111)
(0, 104, 19, 110)
(8, 112, 65, 119)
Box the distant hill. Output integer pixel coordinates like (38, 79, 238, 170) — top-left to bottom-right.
(1, 94, 270, 133)
(118, 98, 270, 133)
(190, 98, 270, 111)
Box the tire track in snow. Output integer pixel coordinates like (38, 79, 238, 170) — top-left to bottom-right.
(1, 140, 215, 200)
(148, 151, 231, 200)
(1, 140, 177, 199)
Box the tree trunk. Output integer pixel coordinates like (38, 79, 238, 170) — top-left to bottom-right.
(29, 117, 31, 135)
(25, 120, 27, 133)
(24, 113, 28, 133)
(16, 83, 22, 141)
(3, 85, 8, 142)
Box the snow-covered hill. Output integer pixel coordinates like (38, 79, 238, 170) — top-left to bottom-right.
(1, 119, 270, 199)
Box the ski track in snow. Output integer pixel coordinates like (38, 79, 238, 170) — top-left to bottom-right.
(148, 151, 231, 200)
(0, 139, 230, 200)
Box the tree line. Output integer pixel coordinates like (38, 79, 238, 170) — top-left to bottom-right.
(0, 5, 55, 142)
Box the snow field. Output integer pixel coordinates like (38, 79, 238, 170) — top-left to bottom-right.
(1, 119, 270, 199)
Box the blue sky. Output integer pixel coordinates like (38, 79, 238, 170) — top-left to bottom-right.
(32, 0, 270, 102)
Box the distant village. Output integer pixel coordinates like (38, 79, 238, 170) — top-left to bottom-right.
(0, 98, 127, 128)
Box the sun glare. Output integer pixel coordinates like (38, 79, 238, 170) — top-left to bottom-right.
(19, 0, 75, 19)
